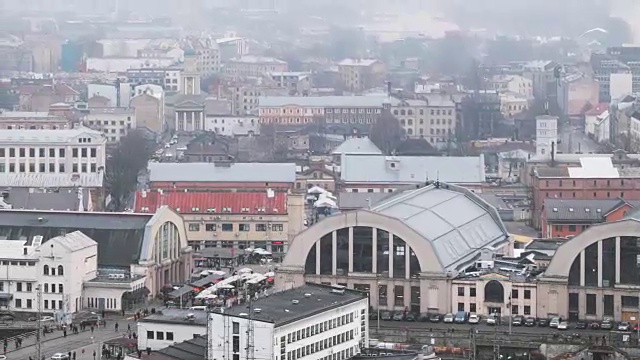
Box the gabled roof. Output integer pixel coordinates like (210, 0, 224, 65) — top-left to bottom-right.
(47, 230, 97, 252)
(332, 137, 382, 156)
(543, 198, 640, 222)
(134, 190, 287, 215)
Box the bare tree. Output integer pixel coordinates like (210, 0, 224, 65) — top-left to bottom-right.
(369, 110, 403, 155)
(104, 130, 154, 211)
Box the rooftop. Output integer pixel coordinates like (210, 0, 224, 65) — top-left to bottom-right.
(543, 198, 639, 222)
(2, 187, 91, 211)
(332, 137, 382, 156)
(337, 192, 389, 210)
(0, 209, 154, 267)
(535, 157, 624, 178)
(134, 190, 287, 215)
(370, 182, 509, 271)
(0, 111, 60, 119)
(230, 55, 286, 64)
(338, 59, 379, 67)
(0, 173, 104, 188)
(140, 308, 209, 326)
(87, 107, 135, 115)
(148, 162, 297, 183)
(259, 95, 389, 108)
(0, 127, 105, 144)
(340, 154, 485, 184)
(219, 283, 367, 327)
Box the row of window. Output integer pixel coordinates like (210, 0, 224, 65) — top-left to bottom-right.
(544, 179, 626, 187)
(456, 302, 532, 315)
(554, 224, 589, 233)
(286, 312, 356, 345)
(544, 191, 625, 199)
(87, 297, 119, 309)
(285, 331, 356, 360)
(10, 298, 65, 310)
(188, 223, 284, 232)
(456, 287, 532, 299)
(393, 108, 453, 116)
(146, 330, 174, 341)
(0, 162, 98, 173)
(43, 265, 64, 276)
(86, 119, 131, 126)
(0, 147, 97, 158)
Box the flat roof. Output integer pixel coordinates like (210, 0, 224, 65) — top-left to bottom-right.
(219, 283, 367, 327)
(148, 162, 297, 183)
(140, 308, 209, 326)
(0, 127, 104, 143)
(259, 95, 389, 108)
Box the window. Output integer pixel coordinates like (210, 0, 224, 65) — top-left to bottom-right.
(59, 284, 63, 293)
(44, 300, 48, 309)
(568, 225, 577, 232)
(470, 303, 476, 313)
(272, 224, 284, 232)
(156, 331, 164, 340)
(90, 148, 96, 157)
(239, 224, 250, 232)
(205, 224, 216, 231)
(44, 284, 49, 293)
(16, 282, 22, 291)
(81, 148, 87, 157)
(470, 287, 476, 297)
(511, 289, 519, 299)
(166, 332, 174, 341)
(511, 305, 518, 315)
(39, 148, 44, 157)
(147, 331, 154, 339)
(189, 223, 200, 231)
(59, 148, 65, 157)
(9, 148, 14, 157)
(72, 148, 78, 157)
(524, 289, 531, 299)
(27, 283, 32, 292)
(26, 299, 32, 309)
(57, 265, 63, 276)
(255, 224, 267, 231)
(15, 299, 21, 308)
(221, 223, 233, 231)
(524, 306, 531, 315)
(457, 302, 464, 311)
(19, 148, 25, 157)
(43, 265, 49, 275)
(233, 321, 240, 334)
(457, 287, 465, 296)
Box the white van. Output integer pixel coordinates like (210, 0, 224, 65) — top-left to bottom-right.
(189, 306, 207, 311)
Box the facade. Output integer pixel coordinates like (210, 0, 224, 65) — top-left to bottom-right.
(83, 107, 136, 143)
(137, 309, 208, 351)
(0, 207, 191, 298)
(522, 60, 557, 99)
(0, 111, 70, 130)
(0, 231, 97, 314)
(126, 67, 182, 93)
(186, 36, 221, 76)
(392, 93, 457, 144)
(208, 283, 369, 360)
(337, 59, 386, 93)
(535, 115, 558, 157)
(228, 83, 287, 116)
(499, 93, 529, 119)
(541, 199, 640, 238)
(0, 127, 106, 176)
(18, 83, 79, 112)
(270, 71, 312, 94)
(488, 74, 533, 98)
(584, 104, 610, 144)
(203, 115, 259, 136)
(138, 162, 303, 253)
(556, 73, 600, 120)
(225, 56, 288, 79)
(130, 86, 165, 134)
(339, 154, 486, 193)
(276, 182, 510, 315)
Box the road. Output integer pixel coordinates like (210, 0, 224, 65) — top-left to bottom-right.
(558, 124, 600, 154)
(6, 318, 136, 360)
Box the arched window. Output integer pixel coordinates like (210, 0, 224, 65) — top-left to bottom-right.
(57, 265, 64, 276)
(484, 280, 505, 303)
(43, 265, 49, 276)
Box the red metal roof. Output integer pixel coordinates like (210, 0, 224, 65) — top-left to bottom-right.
(585, 102, 609, 116)
(134, 190, 287, 215)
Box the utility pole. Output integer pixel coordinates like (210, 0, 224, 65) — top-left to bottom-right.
(245, 289, 255, 360)
(35, 284, 43, 360)
(493, 313, 500, 360)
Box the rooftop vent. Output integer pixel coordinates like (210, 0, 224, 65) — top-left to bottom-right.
(254, 308, 261, 313)
(304, 293, 311, 298)
(585, 208, 590, 212)
(291, 299, 299, 305)
(331, 289, 345, 295)
(553, 208, 558, 212)
(568, 208, 574, 212)
(239, 313, 248, 317)
(596, 208, 602, 213)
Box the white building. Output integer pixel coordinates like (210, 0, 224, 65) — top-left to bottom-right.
(84, 107, 137, 143)
(86, 57, 178, 73)
(489, 74, 533, 98)
(535, 115, 558, 157)
(208, 283, 369, 360)
(137, 309, 208, 351)
(0, 231, 98, 314)
(0, 127, 107, 176)
(203, 115, 259, 136)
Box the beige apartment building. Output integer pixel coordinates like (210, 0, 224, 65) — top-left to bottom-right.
(392, 93, 456, 144)
(338, 58, 386, 93)
(224, 56, 288, 79)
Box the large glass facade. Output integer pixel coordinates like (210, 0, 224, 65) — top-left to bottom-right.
(303, 226, 422, 278)
(620, 237, 640, 285)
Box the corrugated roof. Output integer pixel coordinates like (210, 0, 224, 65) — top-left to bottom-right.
(0, 127, 104, 143)
(544, 199, 639, 221)
(332, 137, 382, 155)
(48, 230, 97, 252)
(4, 187, 91, 211)
(338, 58, 379, 66)
(341, 154, 485, 184)
(337, 192, 389, 209)
(134, 191, 287, 215)
(0, 173, 103, 188)
(371, 183, 508, 271)
(148, 162, 296, 183)
(259, 95, 389, 108)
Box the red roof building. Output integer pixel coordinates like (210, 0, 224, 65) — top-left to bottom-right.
(134, 190, 288, 215)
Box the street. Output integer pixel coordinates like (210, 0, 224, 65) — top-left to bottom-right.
(558, 124, 600, 154)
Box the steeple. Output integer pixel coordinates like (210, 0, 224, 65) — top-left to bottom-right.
(181, 48, 201, 95)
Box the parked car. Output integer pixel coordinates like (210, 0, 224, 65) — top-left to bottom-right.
(486, 313, 499, 326)
(601, 318, 614, 330)
(525, 317, 536, 327)
(418, 313, 430, 322)
(588, 321, 601, 330)
(549, 317, 561, 328)
(617, 321, 631, 331)
(468, 314, 480, 324)
(392, 312, 404, 321)
(575, 320, 587, 329)
(537, 318, 549, 327)
(454, 311, 468, 324)
(443, 313, 455, 323)
(429, 313, 442, 323)
(512, 315, 524, 326)
(405, 313, 417, 322)
(557, 321, 569, 330)
(634, 323, 640, 332)
(0, 355, 6, 360)
(51, 354, 70, 360)
(380, 311, 392, 321)
(369, 312, 378, 320)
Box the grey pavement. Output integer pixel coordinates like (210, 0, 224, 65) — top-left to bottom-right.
(6, 319, 136, 360)
(558, 124, 600, 154)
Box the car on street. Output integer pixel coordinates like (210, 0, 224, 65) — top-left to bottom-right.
(537, 318, 549, 327)
(575, 320, 587, 329)
(601, 318, 614, 330)
(405, 313, 417, 322)
(549, 317, 561, 328)
(617, 321, 631, 331)
(512, 315, 524, 326)
(0, 355, 7, 360)
(51, 354, 69, 360)
(486, 313, 499, 326)
(454, 311, 468, 324)
(380, 311, 392, 321)
(429, 313, 442, 323)
(369, 312, 378, 320)
(588, 321, 601, 330)
(525, 317, 536, 327)
(557, 321, 569, 330)
(392, 312, 404, 321)
(419, 313, 430, 322)
(468, 314, 480, 324)
(443, 313, 455, 323)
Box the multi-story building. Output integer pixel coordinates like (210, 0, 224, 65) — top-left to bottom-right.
(337, 59, 385, 93)
(521, 60, 557, 99)
(18, 83, 80, 112)
(460, 91, 502, 140)
(203, 115, 259, 136)
(126, 67, 182, 93)
(227, 83, 287, 115)
(422, 93, 457, 145)
(136, 162, 304, 254)
(224, 56, 288, 79)
(535, 115, 558, 157)
(499, 92, 529, 119)
(83, 107, 136, 143)
(185, 36, 221, 76)
(488, 74, 533, 98)
(130, 86, 165, 135)
(391, 99, 428, 139)
(207, 283, 369, 360)
(0, 127, 107, 176)
(270, 71, 312, 94)
(0, 111, 70, 130)
(258, 95, 388, 134)
(555, 72, 600, 121)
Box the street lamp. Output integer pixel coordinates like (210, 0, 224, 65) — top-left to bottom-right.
(377, 281, 383, 331)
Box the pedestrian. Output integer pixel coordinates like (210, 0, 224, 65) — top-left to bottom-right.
(115, 322, 119, 332)
(93, 349, 96, 360)
(91, 325, 94, 334)
(68, 351, 71, 360)
(122, 308, 125, 316)
(127, 323, 131, 331)
(73, 351, 76, 360)
(63, 329, 67, 337)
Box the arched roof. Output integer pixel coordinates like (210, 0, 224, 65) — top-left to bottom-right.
(283, 183, 509, 273)
(545, 218, 640, 277)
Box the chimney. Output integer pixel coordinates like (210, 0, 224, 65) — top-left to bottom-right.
(551, 141, 556, 167)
